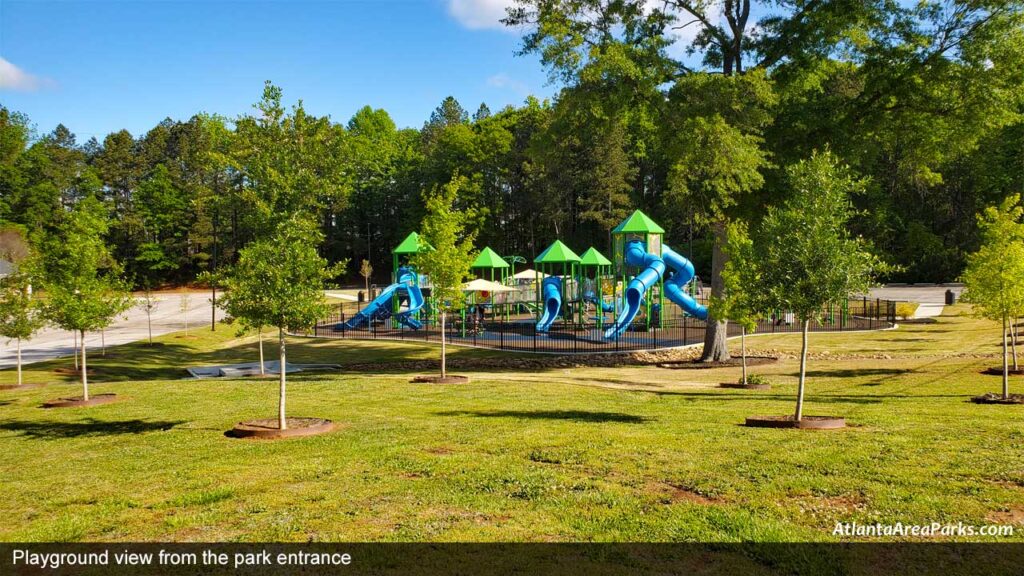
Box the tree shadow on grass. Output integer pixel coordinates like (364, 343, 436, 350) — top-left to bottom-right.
(0, 418, 185, 439)
(436, 409, 651, 423)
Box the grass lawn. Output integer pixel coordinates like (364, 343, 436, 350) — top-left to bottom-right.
(1, 306, 1022, 544)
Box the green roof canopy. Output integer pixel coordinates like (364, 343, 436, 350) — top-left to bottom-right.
(471, 247, 510, 269)
(611, 210, 665, 234)
(535, 240, 581, 264)
(393, 232, 432, 254)
(579, 247, 612, 267)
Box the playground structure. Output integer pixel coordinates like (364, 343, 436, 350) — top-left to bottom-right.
(322, 211, 897, 353)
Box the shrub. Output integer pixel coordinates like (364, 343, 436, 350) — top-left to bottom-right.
(895, 302, 920, 320)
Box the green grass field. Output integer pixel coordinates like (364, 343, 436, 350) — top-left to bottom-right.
(1, 306, 1022, 543)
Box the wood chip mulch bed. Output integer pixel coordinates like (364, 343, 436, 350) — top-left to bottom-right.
(227, 417, 336, 439)
(719, 382, 771, 390)
(42, 393, 119, 408)
(745, 415, 846, 429)
(0, 383, 45, 391)
(658, 356, 779, 370)
(411, 375, 471, 384)
(971, 393, 1024, 405)
(981, 367, 1024, 376)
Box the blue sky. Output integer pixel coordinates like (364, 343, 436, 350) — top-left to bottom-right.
(0, 0, 554, 140)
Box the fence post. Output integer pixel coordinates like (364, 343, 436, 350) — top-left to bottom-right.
(533, 322, 537, 353)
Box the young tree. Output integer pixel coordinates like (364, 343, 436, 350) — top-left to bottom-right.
(411, 175, 478, 379)
(219, 217, 342, 430)
(179, 291, 192, 337)
(711, 221, 761, 386)
(39, 197, 134, 402)
(756, 151, 879, 422)
(140, 288, 159, 345)
(0, 267, 45, 387)
(962, 195, 1024, 400)
(359, 259, 373, 298)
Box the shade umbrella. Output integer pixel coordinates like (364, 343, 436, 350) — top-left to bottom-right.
(462, 278, 515, 293)
(511, 268, 549, 280)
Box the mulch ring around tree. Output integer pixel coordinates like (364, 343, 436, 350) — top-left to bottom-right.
(227, 417, 336, 439)
(657, 356, 778, 370)
(719, 382, 771, 390)
(42, 393, 119, 408)
(53, 367, 97, 376)
(0, 383, 46, 391)
(971, 393, 1024, 405)
(981, 367, 1024, 376)
(411, 375, 471, 384)
(745, 415, 846, 429)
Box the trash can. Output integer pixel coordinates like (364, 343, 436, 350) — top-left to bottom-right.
(945, 289, 956, 305)
(358, 291, 365, 303)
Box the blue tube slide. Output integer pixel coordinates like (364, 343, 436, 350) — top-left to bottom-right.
(604, 241, 665, 339)
(662, 244, 708, 321)
(342, 267, 425, 330)
(603, 241, 709, 339)
(536, 276, 562, 332)
(659, 241, 708, 319)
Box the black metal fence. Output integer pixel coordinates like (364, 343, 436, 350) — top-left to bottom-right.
(301, 297, 897, 355)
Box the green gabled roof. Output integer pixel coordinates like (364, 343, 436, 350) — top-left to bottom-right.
(393, 232, 432, 254)
(471, 247, 510, 269)
(579, 247, 612, 267)
(534, 240, 580, 264)
(611, 210, 665, 234)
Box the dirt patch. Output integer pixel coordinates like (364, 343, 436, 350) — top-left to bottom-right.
(424, 446, 455, 455)
(647, 481, 719, 505)
(226, 417, 336, 439)
(793, 493, 867, 517)
(987, 506, 1024, 525)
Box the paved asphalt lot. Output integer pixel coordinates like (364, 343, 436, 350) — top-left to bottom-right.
(0, 291, 224, 370)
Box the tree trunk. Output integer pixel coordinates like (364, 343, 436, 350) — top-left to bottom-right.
(16, 337, 22, 387)
(278, 327, 287, 430)
(81, 330, 89, 402)
(211, 286, 217, 332)
(1003, 315, 1010, 400)
(258, 328, 265, 375)
(1012, 318, 1019, 371)
(701, 220, 730, 362)
(440, 311, 447, 378)
(795, 320, 809, 422)
(73, 330, 79, 370)
(147, 309, 153, 345)
(101, 329, 106, 356)
(741, 326, 747, 386)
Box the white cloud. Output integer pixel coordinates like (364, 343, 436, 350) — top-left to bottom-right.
(447, 0, 516, 31)
(0, 57, 53, 91)
(487, 73, 529, 95)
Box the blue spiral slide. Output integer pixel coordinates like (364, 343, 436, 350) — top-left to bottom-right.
(342, 266, 425, 330)
(535, 276, 562, 332)
(603, 241, 707, 339)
